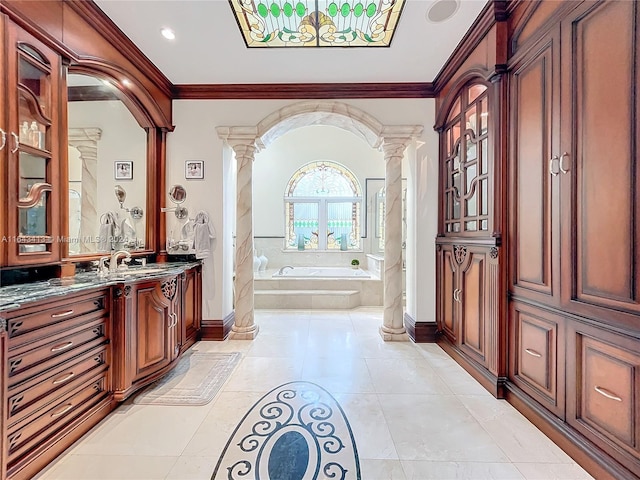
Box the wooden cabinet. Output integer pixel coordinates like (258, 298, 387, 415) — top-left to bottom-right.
(437, 242, 501, 393)
(567, 321, 640, 476)
(112, 266, 201, 402)
(506, 1, 640, 477)
(2, 20, 62, 266)
(1, 288, 112, 480)
(180, 265, 202, 354)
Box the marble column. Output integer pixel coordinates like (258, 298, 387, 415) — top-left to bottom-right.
(230, 142, 259, 339)
(68, 128, 101, 253)
(380, 138, 410, 341)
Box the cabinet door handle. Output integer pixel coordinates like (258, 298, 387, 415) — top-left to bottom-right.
(10, 132, 19, 153)
(559, 152, 570, 174)
(594, 386, 622, 402)
(453, 289, 459, 302)
(0, 128, 6, 150)
(51, 309, 74, 318)
(549, 155, 560, 176)
(50, 403, 74, 418)
(52, 372, 75, 385)
(172, 313, 178, 328)
(524, 348, 542, 358)
(50, 341, 74, 352)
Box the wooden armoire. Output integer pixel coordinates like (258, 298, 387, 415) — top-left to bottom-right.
(434, 1, 640, 478)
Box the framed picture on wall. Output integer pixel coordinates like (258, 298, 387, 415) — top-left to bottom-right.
(114, 161, 133, 180)
(185, 160, 204, 180)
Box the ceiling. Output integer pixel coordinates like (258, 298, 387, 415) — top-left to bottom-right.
(94, 0, 488, 85)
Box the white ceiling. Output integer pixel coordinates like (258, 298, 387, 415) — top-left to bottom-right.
(94, 0, 488, 85)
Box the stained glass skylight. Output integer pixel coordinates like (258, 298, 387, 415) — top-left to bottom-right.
(229, 0, 406, 47)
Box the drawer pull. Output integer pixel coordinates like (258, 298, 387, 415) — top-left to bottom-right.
(51, 341, 74, 352)
(52, 372, 75, 385)
(51, 309, 74, 318)
(594, 386, 622, 402)
(50, 403, 74, 418)
(524, 348, 542, 358)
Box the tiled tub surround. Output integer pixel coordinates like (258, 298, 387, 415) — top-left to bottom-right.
(0, 262, 201, 311)
(254, 269, 382, 309)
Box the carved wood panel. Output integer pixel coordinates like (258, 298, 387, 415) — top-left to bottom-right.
(133, 286, 171, 382)
(509, 34, 558, 302)
(459, 251, 485, 361)
(561, 0, 640, 323)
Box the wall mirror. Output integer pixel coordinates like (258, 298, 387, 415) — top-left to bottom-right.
(66, 72, 147, 255)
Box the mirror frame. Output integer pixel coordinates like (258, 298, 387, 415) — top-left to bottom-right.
(62, 63, 170, 262)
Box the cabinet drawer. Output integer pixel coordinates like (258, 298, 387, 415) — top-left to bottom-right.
(6, 289, 108, 345)
(509, 302, 565, 418)
(568, 323, 640, 467)
(7, 371, 109, 463)
(8, 317, 107, 386)
(7, 344, 108, 427)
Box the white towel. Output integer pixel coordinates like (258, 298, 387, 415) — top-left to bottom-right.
(193, 211, 215, 259)
(97, 212, 117, 252)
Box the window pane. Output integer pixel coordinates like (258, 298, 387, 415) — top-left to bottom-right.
(286, 202, 319, 250)
(327, 201, 360, 250)
(468, 84, 487, 104)
(289, 161, 360, 197)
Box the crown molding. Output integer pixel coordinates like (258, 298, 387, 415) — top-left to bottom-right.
(173, 82, 435, 100)
(433, 1, 505, 93)
(65, 0, 173, 98)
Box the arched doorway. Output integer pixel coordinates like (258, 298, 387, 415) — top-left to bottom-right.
(217, 101, 422, 341)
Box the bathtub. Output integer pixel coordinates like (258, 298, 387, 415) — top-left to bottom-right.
(271, 266, 371, 278)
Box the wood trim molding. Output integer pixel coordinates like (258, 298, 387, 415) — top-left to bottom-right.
(68, 85, 120, 102)
(404, 312, 438, 343)
(64, 0, 173, 98)
(433, 1, 501, 93)
(200, 311, 235, 341)
(173, 82, 435, 100)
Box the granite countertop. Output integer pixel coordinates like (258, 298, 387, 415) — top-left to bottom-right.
(0, 262, 201, 313)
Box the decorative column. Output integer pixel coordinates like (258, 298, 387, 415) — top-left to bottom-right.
(216, 126, 262, 340)
(377, 125, 421, 341)
(68, 128, 101, 253)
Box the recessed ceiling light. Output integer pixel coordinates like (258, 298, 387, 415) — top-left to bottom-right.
(161, 27, 176, 40)
(426, 0, 460, 23)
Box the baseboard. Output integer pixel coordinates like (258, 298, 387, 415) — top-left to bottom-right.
(504, 383, 638, 480)
(200, 311, 235, 341)
(403, 312, 438, 343)
(437, 335, 505, 398)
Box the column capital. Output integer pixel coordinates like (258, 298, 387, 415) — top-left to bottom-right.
(378, 125, 423, 157)
(68, 127, 102, 146)
(216, 126, 262, 152)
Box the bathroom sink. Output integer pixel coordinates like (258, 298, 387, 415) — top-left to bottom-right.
(122, 267, 166, 275)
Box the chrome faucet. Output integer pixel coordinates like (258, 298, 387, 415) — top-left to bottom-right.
(110, 250, 131, 272)
(277, 265, 294, 275)
(97, 256, 110, 277)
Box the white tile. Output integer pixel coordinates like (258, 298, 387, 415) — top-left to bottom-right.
(69, 404, 210, 456)
(35, 455, 178, 480)
(458, 395, 575, 464)
(401, 461, 525, 480)
(379, 394, 510, 462)
(301, 356, 376, 394)
(333, 393, 399, 460)
(165, 456, 218, 480)
(514, 463, 595, 479)
(366, 358, 452, 395)
(359, 459, 407, 479)
(222, 356, 303, 392)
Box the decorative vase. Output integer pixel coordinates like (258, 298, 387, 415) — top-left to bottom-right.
(253, 249, 260, 273)
(258, 251, 268, 272)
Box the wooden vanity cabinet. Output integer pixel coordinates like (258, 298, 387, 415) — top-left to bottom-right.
(1, 288, 113, 480)
(112, 265, 202, 402)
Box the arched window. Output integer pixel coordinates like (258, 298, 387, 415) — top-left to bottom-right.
(285, 161, 362, 251)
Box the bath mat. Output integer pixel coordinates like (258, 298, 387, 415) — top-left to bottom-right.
(133, 352, 242, 406)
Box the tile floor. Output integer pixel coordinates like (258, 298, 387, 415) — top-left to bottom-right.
(35, 308, 594, 480)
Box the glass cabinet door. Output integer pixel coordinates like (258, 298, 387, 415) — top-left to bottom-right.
(6, 25, 60, 265)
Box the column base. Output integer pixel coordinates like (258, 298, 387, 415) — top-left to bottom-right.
(229, 323, 260, 340)
(379, 325, 409, 342)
